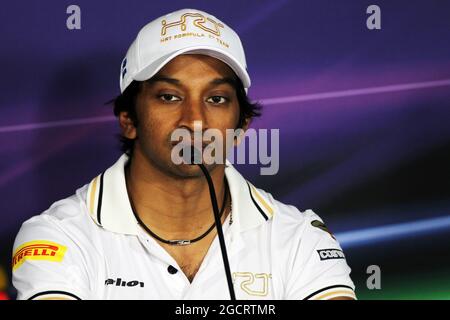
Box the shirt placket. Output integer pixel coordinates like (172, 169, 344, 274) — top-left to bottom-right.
(182, 219, 245, 299)
(136, 228, 190, 298)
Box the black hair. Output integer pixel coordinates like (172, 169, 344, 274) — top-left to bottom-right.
(110, 76, 262, 157)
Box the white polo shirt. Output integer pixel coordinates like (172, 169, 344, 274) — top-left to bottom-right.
(12, 154, 355, 300)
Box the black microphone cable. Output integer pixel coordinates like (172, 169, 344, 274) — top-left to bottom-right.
(186, 146, 236, 300)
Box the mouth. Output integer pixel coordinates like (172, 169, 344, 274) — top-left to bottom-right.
(170, 141, 213, 149)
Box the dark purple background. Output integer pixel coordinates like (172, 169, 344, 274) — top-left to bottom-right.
(1, 0, 450, 299)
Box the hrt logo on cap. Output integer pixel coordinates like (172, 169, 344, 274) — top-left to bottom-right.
(161, 12, 224, 37)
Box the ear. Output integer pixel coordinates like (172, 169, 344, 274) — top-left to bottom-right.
(234, 117, 251, 147)
(240, 117, 251, 132)
(119, 111, 137, 139)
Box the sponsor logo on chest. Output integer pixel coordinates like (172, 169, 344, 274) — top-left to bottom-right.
(105, 278, 145, 288)
(232, 272, 271, 297)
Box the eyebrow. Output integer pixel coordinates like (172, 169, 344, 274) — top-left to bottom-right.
(146, 75, 180, 86)
(209, 77, 238, 87)
(146, 75, 238, 88)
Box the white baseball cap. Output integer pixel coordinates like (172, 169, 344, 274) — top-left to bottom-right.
(119, 8, 251, 93)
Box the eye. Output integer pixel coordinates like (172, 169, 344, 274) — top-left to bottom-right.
(206, 96, 228, 104)
(158, 94, 181, 102)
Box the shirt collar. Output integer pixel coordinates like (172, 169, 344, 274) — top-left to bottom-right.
(86, 154, 274, 236)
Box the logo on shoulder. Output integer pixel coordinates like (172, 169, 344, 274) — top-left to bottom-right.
(12, 240, 67, 271)
(317, 249, 345, 261)
(311, 220, 336, 240)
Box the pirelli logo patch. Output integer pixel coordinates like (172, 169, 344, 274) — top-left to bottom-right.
(317, 249, 345, 261)
(12, 240, 67, 271)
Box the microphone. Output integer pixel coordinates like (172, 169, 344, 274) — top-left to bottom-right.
(186, 145, 202, 165)
(182, 146, 236, 300)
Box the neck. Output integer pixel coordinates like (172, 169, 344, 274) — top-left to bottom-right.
(125, 151, 229, 241)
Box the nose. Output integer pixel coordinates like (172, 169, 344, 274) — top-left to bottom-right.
(178, 96, 209, 132)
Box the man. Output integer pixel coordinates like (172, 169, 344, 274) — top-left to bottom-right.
(12, 8, 355, 300)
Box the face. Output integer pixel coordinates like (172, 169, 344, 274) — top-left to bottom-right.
(120, 54, 243, 178)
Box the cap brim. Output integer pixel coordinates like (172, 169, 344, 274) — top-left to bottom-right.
(133, 45, 251, 90)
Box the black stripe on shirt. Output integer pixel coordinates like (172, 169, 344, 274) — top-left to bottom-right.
(302, 284, 354, 300)
(27, 290, 82, 300)
(97, 171, 105, 226)
(246, 182, 269, 221)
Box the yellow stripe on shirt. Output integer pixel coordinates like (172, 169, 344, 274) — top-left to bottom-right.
(314, 289, 356, 300)
(89, 175, 99, 216)
(251, 185, 274, 218)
